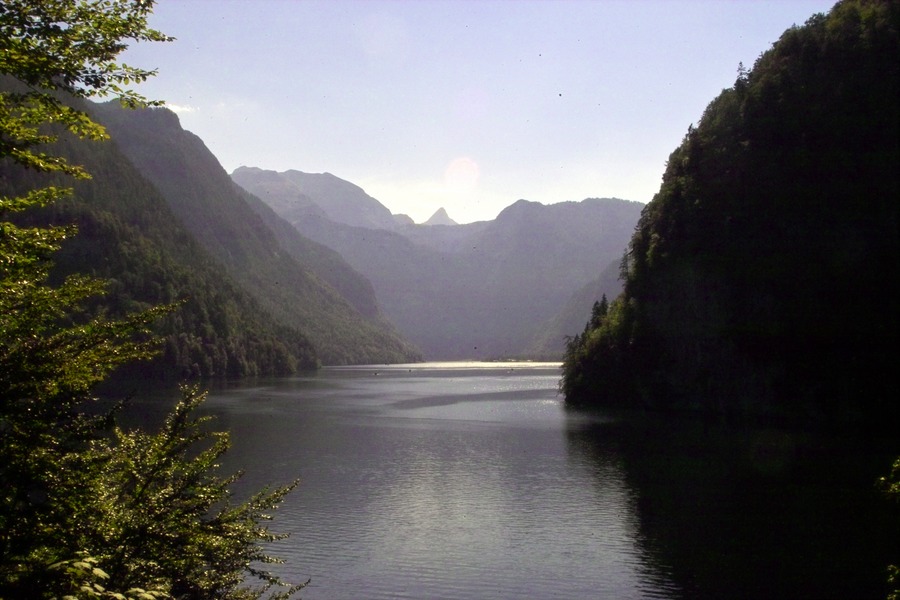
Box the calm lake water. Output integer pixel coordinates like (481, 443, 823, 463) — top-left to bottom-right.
(145, 362, 898, 599)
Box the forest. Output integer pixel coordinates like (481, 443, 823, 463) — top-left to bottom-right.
(0, 113, 319, 378)
(562, 0, 899, 431)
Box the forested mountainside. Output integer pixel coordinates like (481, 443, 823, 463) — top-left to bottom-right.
(90, 103, 421, 365)
(0, 84, 317, 377)
(234, 165, 643, 359)
(562, 0, 899, 429)
(233, 185, 379, 319)
(527, 257, 623, 357)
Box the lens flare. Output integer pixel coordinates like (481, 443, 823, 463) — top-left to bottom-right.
(443, 157, 479, 194)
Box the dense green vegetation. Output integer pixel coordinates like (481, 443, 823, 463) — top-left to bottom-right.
(0, 107, 319, 378)
(1, 1, 302, 596)
(562, 0, 899, 429)
(881, 459, 900, 598)
(93, 104, 421, 365)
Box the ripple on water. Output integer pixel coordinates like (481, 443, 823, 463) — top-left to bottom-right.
(209, 365, 681, 599)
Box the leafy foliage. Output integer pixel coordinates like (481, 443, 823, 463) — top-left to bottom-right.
(1, 1, 303, 597)
(561, 0, 899, 427)
(0, 0, 169, 177)
(83, 386, 305, 599)
(881, 459, 900, 600)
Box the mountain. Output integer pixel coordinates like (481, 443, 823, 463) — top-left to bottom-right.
(0, 90, 317, 377)
(527, 256, 624, 357)
(91, 104, 421, 365)
(233, 186, 379, 319)
(232, 167, 400, 231)
(233, 166, 643, 359)
(423, 207, 457, 226)
(561, 0, 899, 428)
(395, 218, 491, 254)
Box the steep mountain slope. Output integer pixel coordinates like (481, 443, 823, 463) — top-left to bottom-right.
(463, 198, 638, 304)
(441, 198, 641, 358)
(0, 98, 317, 378)
(233, 167, 643, 359)
(527, 257, 623, 357)
(562, 0, 899, 427)
(92, 104, 421, 365)
(423, 207, 458, 226)
(232, 167, 399, 230)
(233, 186, 379, 319)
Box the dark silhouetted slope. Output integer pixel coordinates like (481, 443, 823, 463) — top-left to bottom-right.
(562, 0, 899, 428)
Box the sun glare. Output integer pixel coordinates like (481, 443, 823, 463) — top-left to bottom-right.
(443, 156, 480, 194)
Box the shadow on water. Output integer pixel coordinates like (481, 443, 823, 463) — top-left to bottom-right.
(564, 409, 900, 600)
(111, 374, 899, 599)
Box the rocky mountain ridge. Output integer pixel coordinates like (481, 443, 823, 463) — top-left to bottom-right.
(233, 166, 643, 359)
(74, 102, 421, 367)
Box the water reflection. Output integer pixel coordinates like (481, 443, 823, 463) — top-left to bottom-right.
(121, 370, 899, 599)
(564, 409, 900, 600)
(564, 413, 682, 599)
(190, 365, 686, 599)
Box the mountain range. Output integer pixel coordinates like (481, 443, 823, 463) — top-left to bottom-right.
(90, 103, 420, 366)
(3, 77, 644, 371)
(232, 166, 643, 359)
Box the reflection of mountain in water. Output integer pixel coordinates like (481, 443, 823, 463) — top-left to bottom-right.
(565, 412, 900, 600)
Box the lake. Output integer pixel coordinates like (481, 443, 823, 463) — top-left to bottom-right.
(158, 362, 898, 599)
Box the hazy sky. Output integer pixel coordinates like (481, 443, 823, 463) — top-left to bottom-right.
(123, 0, 836, 224)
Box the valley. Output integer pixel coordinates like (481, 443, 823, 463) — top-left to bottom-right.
(233, 166, 642, 359)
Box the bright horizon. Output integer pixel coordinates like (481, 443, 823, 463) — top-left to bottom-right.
(123, 0, 836, 224)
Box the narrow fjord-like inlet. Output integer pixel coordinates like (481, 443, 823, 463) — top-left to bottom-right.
(181, 363, 896, 600)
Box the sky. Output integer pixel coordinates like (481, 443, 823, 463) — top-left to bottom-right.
(122, 0, 837, 224)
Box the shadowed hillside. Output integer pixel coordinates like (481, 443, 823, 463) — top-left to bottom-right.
(562, 0, 899, 429)
(0, 82, 317, 377)
(92, 104, 421, 365)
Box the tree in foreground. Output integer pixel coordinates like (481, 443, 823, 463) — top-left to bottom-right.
(881, 459, 900, 600)
(1, 1, 303, 597)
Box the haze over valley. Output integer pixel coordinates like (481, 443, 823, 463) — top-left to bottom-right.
(2, 1, 898, 598)
(1, 85, 640, 370)
(232, 166, 642, 359)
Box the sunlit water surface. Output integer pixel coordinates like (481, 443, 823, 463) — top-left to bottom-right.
(193, 363, 676, 599)
(135, 362, 897, 599)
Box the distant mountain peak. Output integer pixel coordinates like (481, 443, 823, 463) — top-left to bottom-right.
(424, 207, 457, 226)
(232, 167, 399, 231)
